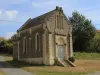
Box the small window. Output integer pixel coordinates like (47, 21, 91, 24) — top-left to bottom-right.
(35, 33, 40, 51)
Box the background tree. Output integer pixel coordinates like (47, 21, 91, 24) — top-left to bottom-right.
(69, 11, 96, 52)
(0, 39, 13, 54)
(0, 33, 18, 54)
(11, 33, 18, 40)
(88, 32, 100, 52)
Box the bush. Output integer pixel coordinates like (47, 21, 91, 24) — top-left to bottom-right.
(68, 57, 75, 63)
(74, 52, 100, 59)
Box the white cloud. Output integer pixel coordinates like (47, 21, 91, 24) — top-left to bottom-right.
(32, 0, 60, 8)
(0, 10, 2, 16)
(5, 32, 16, 39)
(0, 0, 28, 5)
(5, 10, 19, 20)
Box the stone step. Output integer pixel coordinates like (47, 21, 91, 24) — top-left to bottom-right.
(55, 58, 75, 67)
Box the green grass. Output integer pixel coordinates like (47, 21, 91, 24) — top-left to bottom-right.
(4, 55, 88, 75)
(31, 71, 86, 75)
(74, 52, 100, 60)
(24, 68, 87, 75)
(4, 52, 100, 75)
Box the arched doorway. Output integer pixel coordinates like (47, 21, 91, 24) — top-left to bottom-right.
(57, 37, 65, 61)
(57, 45, 64, 60)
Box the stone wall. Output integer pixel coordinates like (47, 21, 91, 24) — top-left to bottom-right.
(13, 42, 18, 60)
(19, 58, 43, 64)
(48, 33, 55, 65)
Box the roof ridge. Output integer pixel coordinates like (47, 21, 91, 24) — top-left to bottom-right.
(18, 9, 56, 31)
(32, 9, 55, 20)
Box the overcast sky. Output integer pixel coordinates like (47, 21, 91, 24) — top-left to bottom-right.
(0, 0, 100, 39)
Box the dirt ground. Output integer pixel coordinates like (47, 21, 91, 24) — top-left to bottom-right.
(23, 59, 100, 73)
(5, 55, 100, 73)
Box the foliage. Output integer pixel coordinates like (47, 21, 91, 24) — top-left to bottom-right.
(88, 32, 100, 52)
(0, 39, 13, 54)
(69, 11, 96, 52)
(11, 33, 18, 40)
(74, 52, 100, 60)
(68, 57, 75, 63)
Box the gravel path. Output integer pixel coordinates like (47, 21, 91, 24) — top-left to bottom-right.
(0, 56, 36, 75)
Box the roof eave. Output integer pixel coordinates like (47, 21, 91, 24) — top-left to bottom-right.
(17, 18, 32, 32)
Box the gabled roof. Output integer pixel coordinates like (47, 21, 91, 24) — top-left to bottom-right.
(17, 6, 70, 32)
(17, 9, 55, 32)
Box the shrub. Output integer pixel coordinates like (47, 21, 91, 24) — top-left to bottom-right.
(68, 57, 75, 63)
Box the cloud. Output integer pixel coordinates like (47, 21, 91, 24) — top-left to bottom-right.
(5, 32, 16, 39)
(32, 0, 60, 8)
(5, 10, 19, 20)
(0, 0, 28, 5)
(0, 0, 100, 39)
(0, 10, 2, 16)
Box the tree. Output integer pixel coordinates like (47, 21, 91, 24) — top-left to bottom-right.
(88, 32, 100, 52)
(69, 11, 96, 52)
(0, 39, 13, 54)
(11, 33, 18, 40)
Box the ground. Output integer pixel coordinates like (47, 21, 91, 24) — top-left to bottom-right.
(0, 56, 35, 75)
(0, 70, 5, 75)
(0, 52, 100, 75)
(3, 52, 100, 75)
(4, 55, 86, 75)
(22, 60, 100, 73)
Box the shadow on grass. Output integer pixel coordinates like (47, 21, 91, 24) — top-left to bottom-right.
(0, 53, 45, 68)
(6, 59, 46, 68)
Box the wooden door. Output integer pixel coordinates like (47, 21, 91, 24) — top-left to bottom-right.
(57, 45, 64, 60)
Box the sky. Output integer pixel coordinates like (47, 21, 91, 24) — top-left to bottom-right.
(0, 0, 100, 39)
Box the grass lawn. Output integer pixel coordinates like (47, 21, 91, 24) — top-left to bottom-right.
(4, 55, 87, 75)
(74, 52, 100, 60)
(4, 52, 100, 75)
(23, 69, 86, 75)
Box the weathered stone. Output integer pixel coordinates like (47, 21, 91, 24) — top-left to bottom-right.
(13, 6, 73, 66)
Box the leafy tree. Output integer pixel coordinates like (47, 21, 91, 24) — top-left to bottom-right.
(0, 39, 13, 54)
(88, 32, 100, 52)
(69, 11, 96, 52)
(11, 33, 18, 40)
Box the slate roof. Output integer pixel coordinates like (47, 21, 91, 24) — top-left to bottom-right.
(17, 9, 55, 32)
(17, 6, 70, 32)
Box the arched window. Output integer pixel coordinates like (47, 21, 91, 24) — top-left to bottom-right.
(57, 13, 63, 29)
(29, 37, 32, 51)
(35, 33, 40, 51)
(61, 16, 63, 29)
(57, 15, 59, 28)
(23, 37, 27, 53)
(55, 15, 56, 28)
